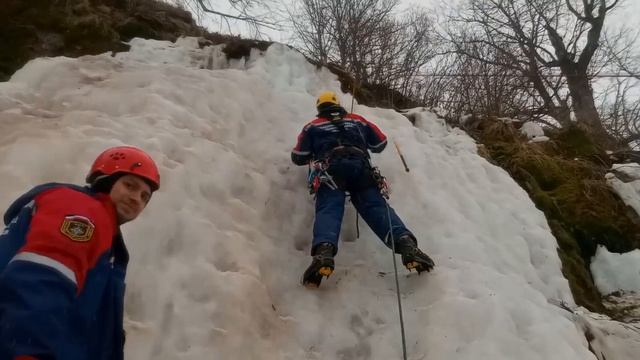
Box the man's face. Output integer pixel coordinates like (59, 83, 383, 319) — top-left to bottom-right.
(109, 174, 152, 225)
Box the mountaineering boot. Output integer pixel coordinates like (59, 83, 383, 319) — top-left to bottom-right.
(302, 243, 336, 288)
(395, 235, 435, 274)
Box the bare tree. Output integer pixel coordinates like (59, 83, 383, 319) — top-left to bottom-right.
(291, 1, 440, 108)
(597, 31, 640, 146)
(290, 0, 436, 99)
(598, 78, 640, 146)
(325, 0, 399, 83)
(425, 41, 546, 121)
(588, 14, 640, 147)
(445, 0, 623, 144)
(289, 0, 333, 64)
(545, 0, 620, 143)
(384, 11, 438, 96)
(604, 28, 640, 80)
(170, 0, 281, 35)
(445, 0, 572, 126)
(414, 56, 458, 108)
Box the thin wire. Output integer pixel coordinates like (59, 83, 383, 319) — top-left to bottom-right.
(414, 73, 639, 78)
(387, 202, 408, 360)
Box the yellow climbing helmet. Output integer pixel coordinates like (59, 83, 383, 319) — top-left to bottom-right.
(316, 91, 340, 109)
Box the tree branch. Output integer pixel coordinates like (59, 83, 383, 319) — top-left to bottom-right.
(605, 0, 620, 12)
(195, 0, 280, 29)
(566, 0, 587, 21)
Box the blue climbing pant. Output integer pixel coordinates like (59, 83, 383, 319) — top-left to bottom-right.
(311, 156, 412, 254)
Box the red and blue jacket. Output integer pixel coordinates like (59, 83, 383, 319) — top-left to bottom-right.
(291, 111, 388, 165)
(0, 183, 127, 360)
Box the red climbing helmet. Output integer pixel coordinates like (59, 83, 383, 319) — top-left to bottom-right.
(86, 146, 160, 191)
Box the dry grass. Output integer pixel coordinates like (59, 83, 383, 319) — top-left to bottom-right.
(0, 0, 276, 80)
(479, 118, 640, 313)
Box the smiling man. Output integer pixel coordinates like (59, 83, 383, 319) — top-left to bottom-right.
(0, 146, 160, 360)
(108, 173, 153, 224)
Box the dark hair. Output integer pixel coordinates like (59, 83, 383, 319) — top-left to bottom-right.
(90, 173, 125, 194)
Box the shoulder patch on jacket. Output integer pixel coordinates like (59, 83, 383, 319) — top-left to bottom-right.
(60, 215, 95, 242)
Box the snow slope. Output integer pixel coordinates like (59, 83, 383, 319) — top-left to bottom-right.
(0, 37, 597, 359)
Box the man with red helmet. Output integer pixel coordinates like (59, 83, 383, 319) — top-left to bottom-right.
(0, 146, 160, 360)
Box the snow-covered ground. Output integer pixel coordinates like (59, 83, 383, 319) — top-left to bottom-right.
(588, 164, 640, 357)
(606, 163, 640, 217)
(591, 246, 640, 295)
(0, 37, 629, 359)
(520, 122, 550, 143)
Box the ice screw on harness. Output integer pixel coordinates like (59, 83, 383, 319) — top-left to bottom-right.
(370, 165, 390, 199)
(308, 160, 338, 194)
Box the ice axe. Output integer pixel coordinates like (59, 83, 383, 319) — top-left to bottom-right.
(393, 140, 410, 172)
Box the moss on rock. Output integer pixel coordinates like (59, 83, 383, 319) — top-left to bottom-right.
(0, 0, 274, 81)
(479, 118, 640, 312)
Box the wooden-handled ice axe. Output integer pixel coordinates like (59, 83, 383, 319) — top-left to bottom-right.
(393, 140, 410, 172)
